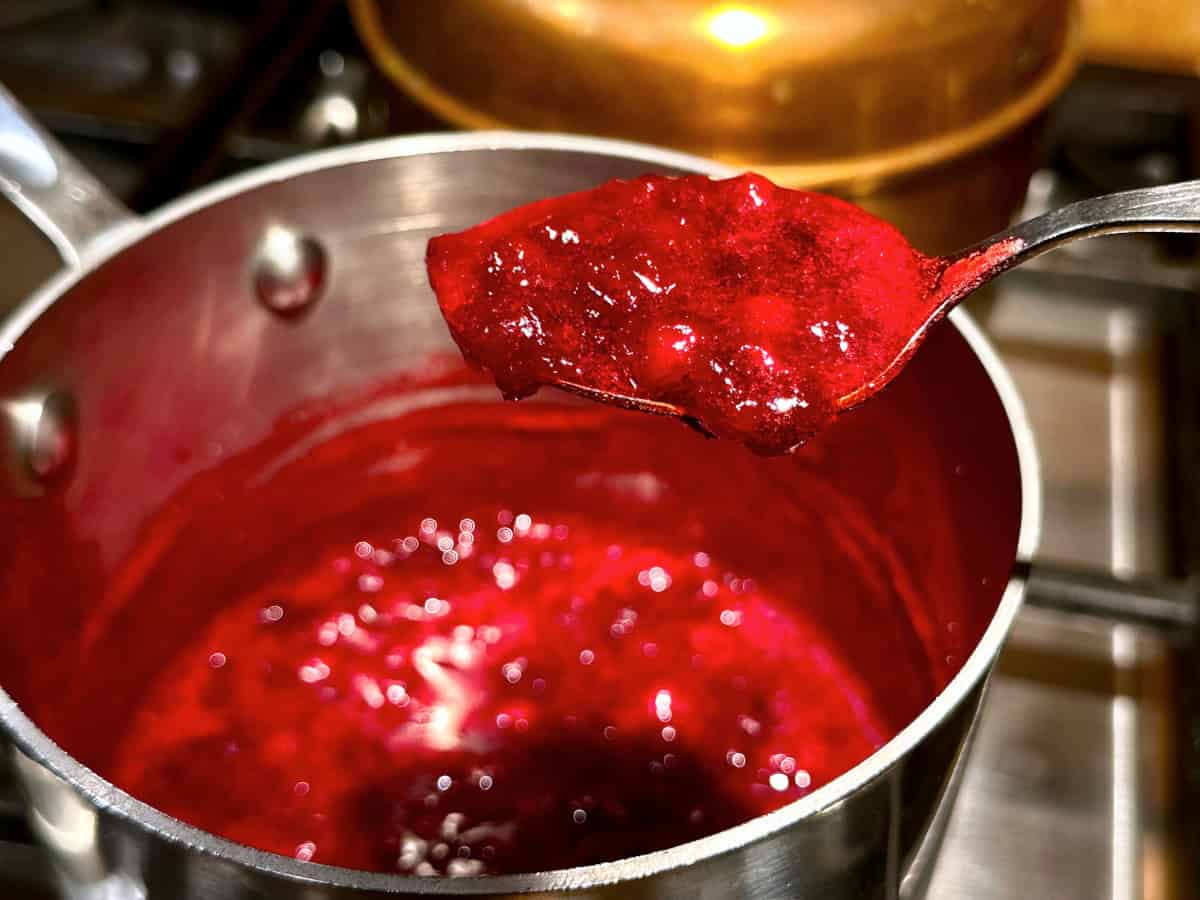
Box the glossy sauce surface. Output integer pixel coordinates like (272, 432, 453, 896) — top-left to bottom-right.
(427, 173, 1018, 454)
(112, 497, 887, 875)
(5, 343, 1020, 878)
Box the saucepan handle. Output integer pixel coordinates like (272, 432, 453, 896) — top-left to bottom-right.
(0, 83, 136, 269)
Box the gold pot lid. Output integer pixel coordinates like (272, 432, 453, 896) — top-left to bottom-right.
(352, 0, 1081, 188)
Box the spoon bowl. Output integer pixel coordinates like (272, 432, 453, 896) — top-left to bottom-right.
(528, 178, 1200, 436)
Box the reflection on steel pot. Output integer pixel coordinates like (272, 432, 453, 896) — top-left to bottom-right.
(0, 82, 1039, 898)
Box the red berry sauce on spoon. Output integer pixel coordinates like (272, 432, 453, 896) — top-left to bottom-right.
(427, 172, 1021, 453)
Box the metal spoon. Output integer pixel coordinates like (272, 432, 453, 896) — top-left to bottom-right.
(556, 179, 1200, 429)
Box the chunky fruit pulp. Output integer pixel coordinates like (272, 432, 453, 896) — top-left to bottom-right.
(15, 354, 1018, 878)
(111, 500, 888, 876)
(427, 173, 966, 454)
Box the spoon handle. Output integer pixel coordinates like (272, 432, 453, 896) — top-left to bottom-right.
(951, 178, 1200, 275)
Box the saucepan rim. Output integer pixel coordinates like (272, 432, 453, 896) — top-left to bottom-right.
(0, 131, 1041, 894)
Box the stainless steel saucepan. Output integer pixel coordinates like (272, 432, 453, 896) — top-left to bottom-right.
(0, 85, 1039, 899)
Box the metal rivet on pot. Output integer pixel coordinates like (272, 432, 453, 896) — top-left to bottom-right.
(3, 389, 77, 488)
(252, 225, 327, 315)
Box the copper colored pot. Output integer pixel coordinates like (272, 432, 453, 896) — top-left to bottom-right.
(351, 0, 1081, 253)
(1082, 0, 1200, 75)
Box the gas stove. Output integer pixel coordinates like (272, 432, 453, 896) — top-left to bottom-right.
(0, 5, 1197, 899)
(923, 65, 1200, 899)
